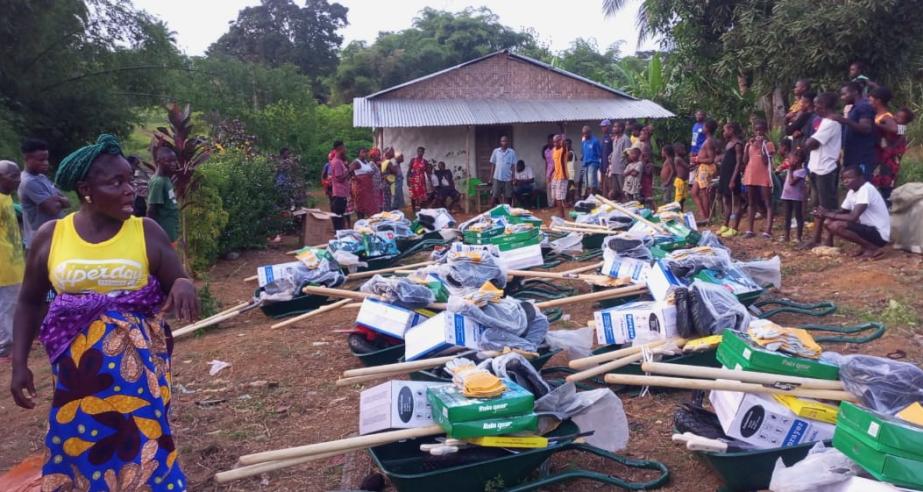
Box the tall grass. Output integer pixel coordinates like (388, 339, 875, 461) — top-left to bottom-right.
(899, 146, 923, 185)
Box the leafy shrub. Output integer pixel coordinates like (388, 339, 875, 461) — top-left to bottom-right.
(197, 278, 220, 319)
(184, 175, 229, 274)
(308, 104, 372, 180)
(199, 149, 285, 253)
(898, 146, 923, 186)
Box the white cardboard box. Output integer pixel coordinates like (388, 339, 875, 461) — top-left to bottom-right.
(256, 261, 305, 288)
(404, 311, 482, 361)
(709, 388, 835, 449)
(498, 244, 544, 270)
(602, 256, 652, 283)
(593, 300, 677, 345)
(359, 380, 444, 435)
(645, 259, 686, 301)
(355, 298, 427, 340)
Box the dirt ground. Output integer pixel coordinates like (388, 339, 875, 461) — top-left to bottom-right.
(2, 208, 922, 492)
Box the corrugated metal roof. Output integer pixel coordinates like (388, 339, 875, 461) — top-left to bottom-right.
(353, 98, 675, 128)
(364, 49, 636, 101)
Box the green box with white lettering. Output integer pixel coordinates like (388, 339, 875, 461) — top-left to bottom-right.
(833, 418, 923, 489)
(835, 401, 923, 459)
(436, 412, 539, 439)
(717, 330, 840, 380)
(426, 379, 534, 424)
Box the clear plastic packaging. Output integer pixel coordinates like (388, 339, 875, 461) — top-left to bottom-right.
(602, 234, 654, 262)
(416, 208, 456, 232)
(439, 243, 508, 295)
(447, 297, 548, 353)
(550, 232, 584, 254)
(534, 382, 630, 452)
(486, 352, 551, 397)
(664, 247, 734, 278)
(697, 231, 729, 250)
(689, 280, 751, 335)
(769, 442, 860, 492)
(820, 353, 923, 415)
(735, 255, 782, 289)
(359, 274, 435, 307)
(544, 327, 595, 359)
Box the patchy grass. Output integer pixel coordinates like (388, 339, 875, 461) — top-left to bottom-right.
(881, 299, 920, 327)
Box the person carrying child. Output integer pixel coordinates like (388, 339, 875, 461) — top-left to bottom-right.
(869, 86, 913, 203)
(736, 120, 776, 238)
(779, 148, 808, 243)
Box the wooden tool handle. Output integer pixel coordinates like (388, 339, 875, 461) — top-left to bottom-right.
(238, 424, 444, 465)
(602, 374, 857, 401)
(594, 194, 668, 234)
(568, 338, 675, 369)
(173, 307, 249, 339)
(345, 260, 436, 281)
(270, 298, 352, 329)
(640, 362, 845, 390)
(215, 449, 343, 483)
(342, 352, 468, 378)
(561, 262, 604, 275)
(565, 351, 646, 383)
(301, 285, 447, 310)
(533, 285, 646, 309)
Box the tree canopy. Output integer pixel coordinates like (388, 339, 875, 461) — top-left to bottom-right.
(208, 0, 348, 100)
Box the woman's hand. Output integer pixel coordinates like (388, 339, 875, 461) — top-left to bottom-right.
(162, 278, 200, 323)
(10, 364, 36, 409)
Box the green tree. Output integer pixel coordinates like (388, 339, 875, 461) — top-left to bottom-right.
(556, 38, 622, 86)
(329, 7, 541, 102)
(0, 0, 181, 158)
(208, 0, 348, 100)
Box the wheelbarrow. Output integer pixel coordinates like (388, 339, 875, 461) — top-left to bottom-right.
(698, 440, 827, 492)
(254, 287, 331, 319)
(369, 419, 670, 492)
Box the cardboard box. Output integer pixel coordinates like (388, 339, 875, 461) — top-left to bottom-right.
(645, 260, 686, 301)
(773, 394, 840, 424)
(436, 413, 539, 439)
(403, 311, 482, 361)
(355, 298, 427, 340)
(359, 381, 445, 435)
(256, 261, 306, 288)
(594, 300, 677, 345)
(709, 389, 835, 449)
(717, 330, 840, 380)
(836, 401, 923, 460)
(426, 379, 535, 423)
(834, 423, 923, 489)
(602, 256, 652, 283)
(816, 476, 912, 492)
(497, 243, 544, 270)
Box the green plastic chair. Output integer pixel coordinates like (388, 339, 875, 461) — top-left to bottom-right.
(464, 177, 489, 213)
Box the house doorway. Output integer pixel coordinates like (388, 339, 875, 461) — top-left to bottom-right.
(474, 125, 513, 181)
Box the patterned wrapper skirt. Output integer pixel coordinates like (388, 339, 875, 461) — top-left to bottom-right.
(41, 311, 185, 491)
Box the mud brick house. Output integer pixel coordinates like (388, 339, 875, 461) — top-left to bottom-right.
(353, 49, 672, 197)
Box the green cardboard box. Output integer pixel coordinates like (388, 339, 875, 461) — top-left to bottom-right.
(834, 422, 923, 489)
(836, 401, 923, 459)
(717, 330, 840, 380)
(426, 379, 535, 424)
(436, 412, 539, 439)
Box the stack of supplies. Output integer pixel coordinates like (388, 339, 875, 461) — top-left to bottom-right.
(426, 378, 537, 439)
(460, 205, 544, 269)
(834, 401, 923, 489)
(717, 328, 839, 380)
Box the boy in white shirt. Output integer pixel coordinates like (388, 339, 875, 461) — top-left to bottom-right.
(799, 92, 842, 250)
(819, 166, 890, 259)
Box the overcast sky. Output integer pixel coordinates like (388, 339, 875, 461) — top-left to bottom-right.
(133, 0, 656, 57)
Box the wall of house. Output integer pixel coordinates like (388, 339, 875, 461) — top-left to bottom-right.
(382, 126, 473, 197)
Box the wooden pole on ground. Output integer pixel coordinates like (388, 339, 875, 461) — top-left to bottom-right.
(238, 424, 444, 465)
(270, 299, 353, 329)
(593, 194, 668, 234)
(216, 450, 343, 483)
(560, 261, 604, 275)
(568, 339, 674, 370)
(640, 362, 845, 390)
(300, 285, 447, 310)
(532, 285, 646, 309)
(603, 374, 857, 401)
(245, 260, 436, 283)
(173, 302, 253, 339)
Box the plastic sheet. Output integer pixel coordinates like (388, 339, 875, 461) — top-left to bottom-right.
(697, 230, 729, 250)
(768, 442, 860, 492)
(534, 382, 629, 452)
(328, 229, 400, 258)
(439, 243, 508, 295)
(735, 256, 782, 289)
(602, 234, 654, 262)
(332, 250, 367, 273)
(664, 247, 734, 279)
(448, 297, 548, 353)
(820, 353, 923, 415)
(360, 274, 436, 308)
(262, 261, 345, 299)
(690, 280, 751, 335)
(416, 208, 456, 232)
(544, 327, 595, 359)
(485, 352, 551, 398)
(549, 232, 584, 254)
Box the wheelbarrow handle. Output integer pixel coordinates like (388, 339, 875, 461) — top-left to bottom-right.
(503, 442, 670, 491)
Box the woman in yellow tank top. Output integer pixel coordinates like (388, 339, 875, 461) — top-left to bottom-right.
(10, 134, 198, 491)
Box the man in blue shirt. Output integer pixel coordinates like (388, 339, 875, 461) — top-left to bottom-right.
(690, 110, 706, 158)
(579, 125, 602, 199)
(18, 138, 69, 250)
(489, 135, 518, 206)
(834, 81, 876, 181)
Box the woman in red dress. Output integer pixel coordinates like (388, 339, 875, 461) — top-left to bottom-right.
(407, 146, 429, 210)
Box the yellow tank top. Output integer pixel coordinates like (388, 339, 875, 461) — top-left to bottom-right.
(47, 213, 149, 294)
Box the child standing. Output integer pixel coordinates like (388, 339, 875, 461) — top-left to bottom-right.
(780, 149, 807, 243)
(640, 148, 655, 208)
(660, 145, 676, 205)
(736, 120, 775, 238)
(673, 143, 690, 209)
(623, 147, 643, 202)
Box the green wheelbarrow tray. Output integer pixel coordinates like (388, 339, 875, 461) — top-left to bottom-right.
(580, 232, 606, 251)
(369, 419, 670, 492)
(254, 287, 331, 319)
(699, 440, 830, 492)
(351, 343, 406, 367)
(408, 347, 563, 383)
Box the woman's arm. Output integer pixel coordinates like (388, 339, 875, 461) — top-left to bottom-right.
(876, 114, 898, 134)
(144, 219, 199, 323)
(10, 222, 55, 409)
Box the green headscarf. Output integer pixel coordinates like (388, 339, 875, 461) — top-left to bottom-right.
(54, 134, 123, 192)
